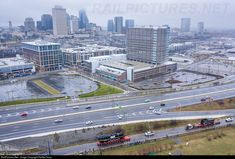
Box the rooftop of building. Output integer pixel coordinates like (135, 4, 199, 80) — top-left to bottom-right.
(96, 65, 125, 76)
(22, 40, 60, 46)
(62, 44, 125, 54)
(0, 55, 33, 68)
(100, 60, 176, 72)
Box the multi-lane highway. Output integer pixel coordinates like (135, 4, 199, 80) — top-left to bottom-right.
(1, 82, 235, 141)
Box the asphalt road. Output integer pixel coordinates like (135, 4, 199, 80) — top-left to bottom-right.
(1, 83, 235, 141)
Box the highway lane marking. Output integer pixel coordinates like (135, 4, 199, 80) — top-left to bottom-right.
(0, 114, 227, 142)
(1, 87, 235, 127)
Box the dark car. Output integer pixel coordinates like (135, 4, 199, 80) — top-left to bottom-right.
(20, 112, 28, 117)
(160, 103, 165, 106)
(201, 98, 206, 102)
(86, 106, 92, 110)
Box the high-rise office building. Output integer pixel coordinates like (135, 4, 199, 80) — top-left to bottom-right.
(9, 21, 13, 31)
(107, 19, 114, 32)
(125, 19, 135, 29)
(36, 21, 43, 31)
(24, 17, 36, 32)
(79, 9, 89, 29)
(197, 22, 204, 34)
(127, 26, 170, 65)
(67, 14, 71, 34)
(22, 40, 63, 72)
(181, 18, 191, 32)
(114, 16, 123, 34)
(70, 15, 79, 34)
(41, 14, 53, 30)
(52, 5, 68, 36)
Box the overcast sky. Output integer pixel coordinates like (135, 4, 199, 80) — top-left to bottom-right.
(1, 0, 235, 29)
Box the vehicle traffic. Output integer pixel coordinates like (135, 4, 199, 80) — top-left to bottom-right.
(145, 99, 151, 103)
(185, 118, 220, 130)
(54, 119, 63, 123)
(117, 114, 123, 120)
(85, 121, 93, 125)
(149, 106, 155, 110)
(144, 131, 154, 137)
(72, 106, 79, 109)
(225, 117, 233, 122)
(20, 112, 28, 117)
(160, 103, 165, 107)
(86, 106, 92, 110)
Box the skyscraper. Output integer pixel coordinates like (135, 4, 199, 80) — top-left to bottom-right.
(36, 21, 43, 31)
(70, 15, 79, 34)
(52, 5, 68, 36)
(41, 14, 53, 30)
(24, 17, 36, 32)
(181, 18, 191, 32)
(127, 26, 170, 65)
(114, 16, 123, 34)
(67, 14, 71, 34)
(9, 21, 13, 31)
(125, 19, 135, 29)
(197, 22, 204, 34)
(107, 19, 114, 32)
(79, 9, 89, 29)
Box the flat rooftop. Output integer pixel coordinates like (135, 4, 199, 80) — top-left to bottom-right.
(0, 56, 33, 68)
(22, 40, 60, 46)
(100, 60, 176, 72)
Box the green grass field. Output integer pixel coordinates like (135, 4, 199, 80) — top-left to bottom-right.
(33, 79, 60, 95)
(0, 97, 67, 107)
(89, 126, 235, 155)
(171, 98, 235, 112)
(79, 83, 123, 98)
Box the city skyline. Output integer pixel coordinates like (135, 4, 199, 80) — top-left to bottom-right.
(0, 0, 234, 30)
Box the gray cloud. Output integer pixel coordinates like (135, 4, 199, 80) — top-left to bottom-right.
(0, 0, 234, 29)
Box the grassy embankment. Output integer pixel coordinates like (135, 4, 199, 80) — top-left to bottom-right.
(79, 83, 123, 98)
(32, 79, 60, 95)
(171, 98, 235, 112)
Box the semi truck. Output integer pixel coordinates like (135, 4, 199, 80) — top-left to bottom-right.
(96, 132, 130, 146)
(185, 118, 220, 130)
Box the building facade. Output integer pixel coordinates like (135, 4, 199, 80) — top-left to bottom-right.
(70, 16, 79, 34)
(52, 6, 68, 36)
(114, 16, 123, 33)
(127, 26, 170, 65)
(24, 17, 36, 32)
(197, 22, 204, 34)
(79, 9, 89, 29)
(125, 19, 135, 29)
(107, 19, 114, 32)
(22, 41, 62, 72)
(41, 14, 53, 30)
(181, 18, 191, 32)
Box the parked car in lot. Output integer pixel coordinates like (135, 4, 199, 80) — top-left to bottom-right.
(20, 112, 28, 117)
(86, 121, 93, 125)
(54, 119, 63, 123)
(145, 131, 154, 137)
(225, 117, 233, 122)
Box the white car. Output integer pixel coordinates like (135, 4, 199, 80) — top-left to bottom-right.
(117, 114, 123, 120)
(72, 106, 79, 109)
(153, 109, 162, 115)
(145, 131, 154, 137)
(54, 119, 63, 123)
(85, 121, 93, 125)
(149, 106, 155, 110)
(225, 117, 233, 122)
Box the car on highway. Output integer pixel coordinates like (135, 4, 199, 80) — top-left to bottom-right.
(160, 103, 165, 107)
(117, 114, 124, 120)
(20, 112, 28, 117)
(54, 119, 63, 123)
(145, 131, 154, 137)
(153, 109, 162, 115)
(149, 106, 155, 110)
(72, 106, 79, 109)
(86, 121, 93, 125)
(86, 106, 92, 110)
(145, 99, 151, 103)
(225, 117, 233, 122)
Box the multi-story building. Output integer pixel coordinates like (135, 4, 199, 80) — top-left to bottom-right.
(62, 44, 126, 67)
(114, 16, 123, 34)
(24, 17, 36, 32)
(41, 14, 53, 30)
(107, 19, 114, 32)
(79, 9, 89, 29)
(70, 16, 79, 34)
(197, 22, 204, 34)
(127, 26, 170, 65)
(125, 19, 135, 29)
(181, 18, 191, 32)
(22, 40, 63, 72)
(52, 5, 68, 36)
(36, 21, 43, 31)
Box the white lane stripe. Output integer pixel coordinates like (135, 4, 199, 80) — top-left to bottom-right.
(1, 87, 235, 127)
